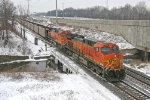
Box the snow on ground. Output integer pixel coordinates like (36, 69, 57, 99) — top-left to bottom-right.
(0, 22, 51, 56)
(0, 70, 120, 100)
(0, 30, 40, 56)
(124, 62, 150, 77)
(15, 22, 51, 56)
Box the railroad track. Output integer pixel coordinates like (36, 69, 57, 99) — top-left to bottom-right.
(67, 58, 150, 99)
(83, 65, 150, 99)
(72, 59, 150, 99)
(113, 81, 150, 100)
(125, 66, 150, 85)
(125, 66, 150, 90)
(77, 62, 150, 99)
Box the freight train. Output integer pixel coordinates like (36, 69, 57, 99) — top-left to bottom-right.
(17, 18, 126, 81)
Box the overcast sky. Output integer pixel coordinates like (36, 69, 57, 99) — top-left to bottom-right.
(12, 0, 150, 13)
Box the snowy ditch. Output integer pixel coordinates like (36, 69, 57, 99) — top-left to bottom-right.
(0, 59, 47, 71)
(0, 52, 78, 74)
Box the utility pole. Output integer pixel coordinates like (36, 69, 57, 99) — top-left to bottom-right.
(28, 0, 29, 15)
(106, 0, 108, 19)
(107, 0, 108, 9)
(26, 0, 31, 16)
(56, 0, 58, 24)
(62, 3, 64, 18)
(3, 0, 8, 40)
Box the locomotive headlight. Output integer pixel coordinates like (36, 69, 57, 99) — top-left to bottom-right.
(99, 63, 103, 66)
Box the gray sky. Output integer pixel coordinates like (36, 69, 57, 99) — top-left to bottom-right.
(12, 0, 150, 13)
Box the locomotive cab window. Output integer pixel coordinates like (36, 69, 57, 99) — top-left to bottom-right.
(112, 47, 119, 53)
(94, 47, 99, 52)
(101, 47, 111, 55)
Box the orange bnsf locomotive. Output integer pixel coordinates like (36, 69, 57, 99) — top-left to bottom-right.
(48, 29, 125, 81)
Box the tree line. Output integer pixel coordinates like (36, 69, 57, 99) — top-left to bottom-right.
(45, 1, 150, 20)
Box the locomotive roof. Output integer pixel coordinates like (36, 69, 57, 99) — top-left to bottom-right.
(84, 38, 104, 43)
(83, 38, 105, 46)
(50, 28, 60, 32)
(74, 37, 84, 42)
(87, 38, 114, 45)
(66, 34, 84, 39)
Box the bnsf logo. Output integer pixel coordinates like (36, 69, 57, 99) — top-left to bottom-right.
(109, 59, 118, 63)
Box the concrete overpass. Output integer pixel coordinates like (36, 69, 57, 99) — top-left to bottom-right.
(50, 18, 150, 52)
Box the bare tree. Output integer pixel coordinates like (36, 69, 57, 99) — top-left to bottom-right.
(0, 0, 16, 47)
(17, 4, 28, 19)
(124, 4, 132, 20)
(17, 4, 28, 55)
(17, 4, 28, 39)
(46, 1, 150, 20)
(135, 1, 147, 20)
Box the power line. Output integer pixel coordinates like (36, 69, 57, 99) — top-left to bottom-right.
(36, 0, 53, 8)
(32, 0, 41, 6)
(56, 0, 58, 24)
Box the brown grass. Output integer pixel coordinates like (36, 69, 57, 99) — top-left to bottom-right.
(130, 62, 135, 67)
(130, 60, 141, 66)
(138, 65, 146, 69)
(59, 23, 67, 26)
(0, 71, 24, 80)
(1, 64, 61, 81)
(43, 73, 49, 78)
(11, 73, 23, 80)
(1, 69, 61, 81)
(20, 67, 37, 72)
(130, 60, 148, 68)
(1, 65, 37, 73)
(31, 72, 61, 81)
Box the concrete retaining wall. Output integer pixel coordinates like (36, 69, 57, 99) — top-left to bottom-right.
(0, 55, 28, 63)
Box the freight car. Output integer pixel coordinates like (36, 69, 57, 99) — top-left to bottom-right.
(16, 18, 50, 38)
(17, 18, 126, 81)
